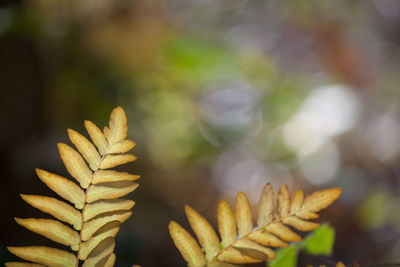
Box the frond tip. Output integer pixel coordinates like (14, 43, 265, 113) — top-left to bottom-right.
(7, 106, 139, 267)
(169, 184, 341, 266)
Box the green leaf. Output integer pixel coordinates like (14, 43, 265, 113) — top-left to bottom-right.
(268, 245, 298, 267)
(302, 224, 335, 256)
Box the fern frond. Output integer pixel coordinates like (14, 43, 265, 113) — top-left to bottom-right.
(169, 183, 341, 267)
(7, 106, 139, 267)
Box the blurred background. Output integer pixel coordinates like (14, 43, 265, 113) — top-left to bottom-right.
(1, 0, 400, 266)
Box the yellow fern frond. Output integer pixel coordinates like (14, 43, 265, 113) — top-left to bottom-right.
(7, 106, 139, 267)
(169, 183, 341, 267)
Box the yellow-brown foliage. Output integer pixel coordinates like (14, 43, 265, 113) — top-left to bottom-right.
(6, 106, 139, 267)
(169, 184, 341, 267)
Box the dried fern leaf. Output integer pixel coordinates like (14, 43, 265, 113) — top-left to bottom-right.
(102, 253, 116, 267)
(234, 238, 275, 261)
(68, 128, 101, 170)
(35, 169, 85, 209)
(7, 246, 77, 267)
(15, 218, 80, 250)
(265, 222, 301, 242)
(8, 106, 139, 267)
(92, 170, 140, 184)
(247, 230, 288, 247)
(235, 192, 253, 236)
(99, 154, 137, 169)
(108, 139, 136, 154)
(109, 106, 128, 142)
(169, 184, 341, 266)
(277, 185, 290, 218)
(282, 216, 320, 231)
(86, 181, 139, 203)
(296, 210, 319, 220)
(82, 238, 115, 267)
(58, 143, 92, 189)
(81, 212, 131, 241)
(84, 120, 109, 156)
(217, 200, 237, 247)
(218, 247, 261, 264)
(169, 221, 206, 267)
(257, 183, 274, 226)
(79, 225, 120, 260)
(5, 263, 45, 267)
(83, 199, 135, 221)
(302, 188, 342, 212)
(103, 126, 113, 143)
(20, 194, 82, 230)
(289, 190, 304, 214)
(185, 205, 220, 260)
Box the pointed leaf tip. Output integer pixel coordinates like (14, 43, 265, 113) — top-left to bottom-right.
(257, 183, 275, 226)
(57, 143, 92, 189)
(235, 191, 253, 236)
(169, 221, 206, 267)
(217, 200, 237, 247)
(109, 106, 128, 142)
(302, 188, 342, 213)
(67, 128, 101, 170)
(185, 205, 220, 260)
(84, 120, 109, 155)
(290, 190, 304, 214)
(277, 184, 290, 218)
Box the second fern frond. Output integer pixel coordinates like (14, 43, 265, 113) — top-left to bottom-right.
(169, 184, 341, 267)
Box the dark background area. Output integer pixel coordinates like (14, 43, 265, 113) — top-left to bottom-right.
(1, 0, 400, 266)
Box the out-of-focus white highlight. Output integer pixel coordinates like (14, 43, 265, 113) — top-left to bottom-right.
(366, 114, 400, 162)
(282, 111, 328, 155)
(298, 141, 341, 185)
(282, 84, 360, 155)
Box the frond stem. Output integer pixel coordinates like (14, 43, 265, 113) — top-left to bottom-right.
(208, 215, 292, 265)
(75, 137, 115, 266)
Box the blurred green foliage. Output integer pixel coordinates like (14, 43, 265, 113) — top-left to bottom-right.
(268, 245, 298, 267)
(268, 224, 335, 267)
(302, 224, 335, 256)
(357, 191, 400, 231)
